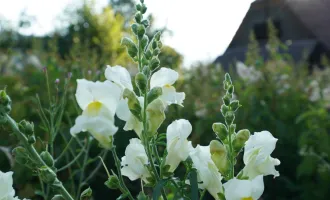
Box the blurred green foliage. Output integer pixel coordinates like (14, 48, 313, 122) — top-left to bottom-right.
(0, 3, 329, 200)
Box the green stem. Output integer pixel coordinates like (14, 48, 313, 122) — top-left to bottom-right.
(76, 139, 91, 200)
(227, 125, 235, 179)
(56, 137, 74, 163)
(200, 189, 206, 200)
(4, 113, 74, 200)
(111, 147, 135, 200)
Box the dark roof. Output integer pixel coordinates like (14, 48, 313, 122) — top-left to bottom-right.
(215, 40, 317, 70)
(286, 0, 330, 49)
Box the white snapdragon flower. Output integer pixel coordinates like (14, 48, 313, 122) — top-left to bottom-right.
(242, 131, 280, 179)
(224, 175, 264, 200)
(70, 79, 122, 149)
(0, 171, 28, 200)
(121, 138, 150, 182)
(189, 145, 223, 200)
(165, 119, 193, 172)
(236, 62, 262, 83)
(306, 80, 321, 102)
(105, 65, 185, 136)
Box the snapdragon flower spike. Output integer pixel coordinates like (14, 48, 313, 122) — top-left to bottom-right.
(189, 145, 223, 200)
(236, 62, 262, 83)
(242, 131, 281, 179)
(70, 79, 122, 149)
(223, 175, 264, 200)
(121, 138, 151, 182)
(0, 171, 28, 200)
(165, 119, 193, 172)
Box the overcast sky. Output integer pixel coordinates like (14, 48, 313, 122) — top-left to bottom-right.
(0, 0, 254, 66)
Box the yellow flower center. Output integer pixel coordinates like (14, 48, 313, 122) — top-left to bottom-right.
(241, 197, 253, 200)
(86, 101, 103, 116)
(164, 84, 172, 88)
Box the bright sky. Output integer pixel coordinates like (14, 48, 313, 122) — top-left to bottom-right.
(0, 0, 254, 66)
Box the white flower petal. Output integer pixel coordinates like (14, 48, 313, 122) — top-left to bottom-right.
(123, 115, 143, 137)
(224, 175, 264, 200)
(116, 99, 131, 121)
(150, 67, 179, 88)
(0, 171, 15, 199)
(105, 65, 133, 90)
(160, 85, 185, 106)
(75, 79, 94, 110)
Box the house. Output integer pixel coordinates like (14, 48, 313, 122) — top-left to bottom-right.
(215, 0, 330, 70)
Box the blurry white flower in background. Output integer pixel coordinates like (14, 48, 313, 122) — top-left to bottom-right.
(306, 80, 321, 102)
(236, 62, 262, 83)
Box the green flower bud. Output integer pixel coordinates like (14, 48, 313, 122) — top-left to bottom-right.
(136, 4, 142, 11)
(105, 175, 120, 189)
(225, 73, 232, 84)
(150, 57, 160, 70)
(0, 90, 11, 114)
(18, 120, 34, 135)
(141, 4, 147, 14)
(137, 24, 146, 39)
(158, 41, 163, 48)
(233, 129, 250, 153)
(80, 187, 92, 200)
(0, 113, 7, 124)
(137, 192, 149, 200)
(223, 80, 229, 90)
(142, 66, 151, 77)
(40, 151, 54, 167)
(147, 87, 162, 104)
(131, 23, 138, 36)
(141, 19, 149, 28)
(152, 41, 158, 49)
(123, 89, 142, 121)
(12, 146, 29, 165)
(220, 105, 229, 116)
(141, 35, 149, 51)
(28, 135, 36, 144)
(153, 48, 160, 56)
(230, 100, 241, 112)
(135, 12, 142, 23)
(228, 85, 234, 94)
(225, 111, 235, 125)
(229, 124, 236, 135)
(145, 50, 152, 60)
(210, 140, 229, 175)
(212, 123, 228, 141)
(39, 166, 56, 184)
(154, 31, 161, 41)
(146, 99, 165, 137)
(52, 195, 65, 200)
(135, 73, 147, 93)
(121, 37, 138, 58)
(222, 95, 230, 106)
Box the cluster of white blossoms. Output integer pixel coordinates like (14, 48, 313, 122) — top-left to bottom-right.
(0, 171, 28, 200)
(236, 62, 262, 84)
(70, 63, 280, 200)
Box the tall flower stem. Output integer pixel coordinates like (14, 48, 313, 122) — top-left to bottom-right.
(4, 113, 74, 200)
(111, 147, 135, 200)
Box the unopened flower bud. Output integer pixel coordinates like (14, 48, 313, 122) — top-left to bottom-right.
(228, 85, 234, 94)
(40, 151, 54, 167)
(230, 100, 240, 112)
(150, 57, 160, 70)
(0, 90, 11, 113)
(28, 135, 36, 144)
(225, 73, 232, 84)
(229, 124, 236, 135)
(39, 166, 56, 184)
(136, 4, 142, 11)
(154, 31, 161, 41)
(152, 41, 158, 49)
(80, 187, 92, 200)
(141, 35, 149, 51)
(137, 24, 146, 39)
(220, 105, 229, 116)
(158, 41, 163, 48)
(141, 19, 149, 28)
(153, 48, 160, 56)
(222, 95, 231, 106)
(233, 129, 250, 153)
(225, 111, 235, 125)
(12, 146, 29, 165)
(141, 4, 147, 14)
(135, 73, 147, 93)
(145, 50, 152, 60)
(135, 12, 142, 23)
(212, 123, 228, 141)
(131, 23, 138, 36)
(51, 195, 65, 200)
(121, 37, 138, 58)
(147, 87, 162, 104)
(210, 140, 229, 175)
(146, 99, 165, 136)
(55, 78, 60, 84)
(105, 175, 120, 189)
(18, 120, 34, 135)
(142, 66, 151, 77)
(123, 89, 142, 121)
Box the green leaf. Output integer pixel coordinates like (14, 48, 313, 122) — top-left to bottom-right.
(189, 169, 199, 200)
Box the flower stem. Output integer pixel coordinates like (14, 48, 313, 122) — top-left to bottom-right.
(4, 113, 74, 200)
(111, 147, 135, 200)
